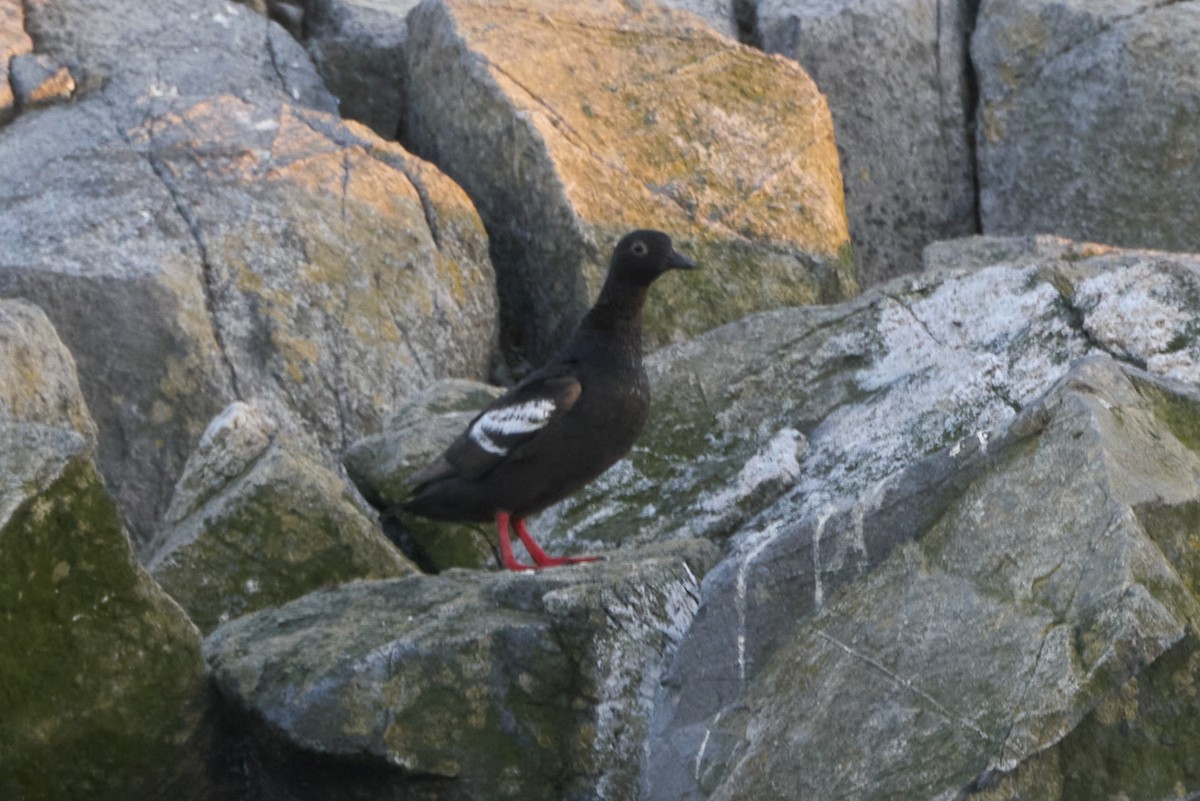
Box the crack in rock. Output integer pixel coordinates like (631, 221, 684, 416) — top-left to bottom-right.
(139, 111, 243, 400)
(817, 629, 992, 742)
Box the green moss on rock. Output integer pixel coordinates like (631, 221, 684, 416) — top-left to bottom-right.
(151, 440, 417, 634)
(0, 452, 208, 800)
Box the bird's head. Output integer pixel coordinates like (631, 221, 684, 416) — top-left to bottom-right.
(609, 229, 697, 287)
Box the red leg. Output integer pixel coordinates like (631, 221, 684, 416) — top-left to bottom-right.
(495, 511, 536, 571)
(513, 517, 599, 568)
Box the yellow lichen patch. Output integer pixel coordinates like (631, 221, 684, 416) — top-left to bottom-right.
(450, 0, 849, 256)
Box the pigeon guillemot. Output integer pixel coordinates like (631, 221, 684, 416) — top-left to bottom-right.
(402, 230, 697, 570)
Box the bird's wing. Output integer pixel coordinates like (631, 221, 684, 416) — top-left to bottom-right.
(426, 367, 582, 484)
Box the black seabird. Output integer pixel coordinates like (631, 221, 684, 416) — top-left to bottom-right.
(403, 229, 697, 570)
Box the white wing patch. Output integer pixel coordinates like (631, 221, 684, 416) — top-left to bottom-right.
(469, 398, 557, 456)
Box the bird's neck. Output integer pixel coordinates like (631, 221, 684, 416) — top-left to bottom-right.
(580, 277, 649, 339)
(567, 277, 650, 368)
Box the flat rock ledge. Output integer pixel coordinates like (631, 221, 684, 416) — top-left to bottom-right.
(205, 538, 718, 801)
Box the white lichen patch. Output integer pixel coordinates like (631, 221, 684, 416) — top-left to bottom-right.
(1076, 260, 1200, 384)
(585, 566, 704, 799)
(797, 265, 1081, 522)
(698, 427, 806, 518)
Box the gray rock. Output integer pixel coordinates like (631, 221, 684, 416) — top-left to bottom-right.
(973, 0, 1200, 253)
(404, 0, 857, 366)
(671, 358, 1200, 799)
(23, 0, 335, 126)
(302, 0, 417, 138)
(0, 299, 210, 801)
(205, 538, 719, 801)
(9, 52, 75, 109)
(1, 0, 498, 551)
(148, 402, 418, 634)
(964, 632, 1200, 801)
(541, 236, 1200, 555)
(345, 379, 505, 570)
(637, 238, 1200, 798)
(758, 0, 978, 285)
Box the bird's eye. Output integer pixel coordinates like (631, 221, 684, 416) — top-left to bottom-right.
(631, 240, 648, 256)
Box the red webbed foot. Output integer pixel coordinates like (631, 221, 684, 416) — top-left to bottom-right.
(513, 517, 600, 568)
(493, 512, 600, 570)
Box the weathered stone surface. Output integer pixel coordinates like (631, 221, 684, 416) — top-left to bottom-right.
(758, 0, 978, 285)
(973, 0, 1200, 253)
(133, 96, 498, 465)
(149, 402, 418, 634)
(541, 236, 1200, 554)
(633, 238, 1200, 798)
(966, 633, 1200, 801)
(0, 98, 239, 555)
(0, 299, 210, 801)
(9, 52, 74, 109)
(205, 538, 719, 801)
(2, 0, 497, 552)
(668, 358, 1200, 800)
(404, 0, 855, 366)
(345, 379, 505, 571)
(302, 0, 416, 138)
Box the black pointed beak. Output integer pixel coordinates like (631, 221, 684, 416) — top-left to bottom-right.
(667, 249, 698, 270)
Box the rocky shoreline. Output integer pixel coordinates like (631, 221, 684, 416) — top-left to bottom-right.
(3, 0, 1200, 799)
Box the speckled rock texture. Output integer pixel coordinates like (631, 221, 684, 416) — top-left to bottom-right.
(658, 356, 1200, 800)
(634, 236, 1200, 799)
(973, 0, 1200, 254)
(404, 0, 856, 366)
(757, 0, 977, 285)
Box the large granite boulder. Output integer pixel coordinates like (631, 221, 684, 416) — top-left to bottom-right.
(631, 237, 1200, 798)
(661, 356, 1200, 799)
(757, 0, 977, 285)
(540, 236, 1200, 554)
(404, 0, 856, 366)
(973, 0, 1200, 254)
(0, 299, 210, 801)
(148, 402, 418, 634)
(205, 539, 719, 801)
(1, 0, 497, 551)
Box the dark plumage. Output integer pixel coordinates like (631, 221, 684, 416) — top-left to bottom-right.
(403, 229, 697, 570)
